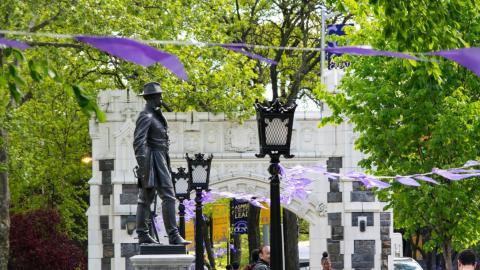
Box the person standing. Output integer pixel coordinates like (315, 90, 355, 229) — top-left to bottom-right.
(457, 250, 477, 270)
(244, 249, 259, 270)
(321, 251, 332, 270)
(133, 82, 191, 245)
(252, 245, 270, 270)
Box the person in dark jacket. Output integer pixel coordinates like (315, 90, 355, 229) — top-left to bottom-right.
(244, 249, 259, 270)
(133, 82, 191, 245)
(252, 245, 270, 270)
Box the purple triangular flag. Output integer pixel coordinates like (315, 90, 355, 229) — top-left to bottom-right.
(362, 177, 391, 189)
(222, 44, 278, 65)
(432, 48, 480, 77)
(325, 46, 421, 61)
(413, 175, 438, 185)
(432, 168, 480, 181)
(395, 176, 421, 187)
(448, 168, 480, 173)
(464, 160, 480, 167)
(75, 36, 188, 81)
(250, 199, 266, 209)
(0, 37, 30, 50)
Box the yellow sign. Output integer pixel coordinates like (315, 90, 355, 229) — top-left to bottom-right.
(212, 204, 230, 242)
(185, 220, 195, 248)
(260, 204, 270, 225)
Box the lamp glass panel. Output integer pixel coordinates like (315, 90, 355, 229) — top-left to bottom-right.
(192, 165, 208, 184)
(175, 178, 189, 194)
(265, 118, 289, 146)
(127, 221, 136, 231)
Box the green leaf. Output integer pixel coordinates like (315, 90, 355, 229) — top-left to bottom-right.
(11, 49, 26, 63)
(407, 59, 417, 67)
(71, 84, 106, 122)
(3, 47, 12, 57)
(28, 60, 43, 82)
(8, 82, 22, 103)
(71, 84, 90, 109)
(0, 76, 7, 88)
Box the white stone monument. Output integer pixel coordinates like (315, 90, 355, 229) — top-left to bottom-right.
(87, 89, 399, 270)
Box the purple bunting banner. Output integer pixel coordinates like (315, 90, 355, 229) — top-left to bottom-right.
(395, 176, 421, 187)
(74, 36, 188, 81)
(4, 30, 480, 80)
(0, 37, 30, 50)
(432, 48, 480, 77)
(222, 44, 278, 65)
(413, 175, 439, 185)
(431, 168, 480, 181)
(464, 160, 480, 167)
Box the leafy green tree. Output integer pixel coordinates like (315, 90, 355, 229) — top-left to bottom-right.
(7, 79, 91, 243)
(321, 1, 480, 269)
(0, 2, 261, 268)
(1, 1, 352, 268)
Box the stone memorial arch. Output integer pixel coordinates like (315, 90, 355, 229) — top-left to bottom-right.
(87, 90, 397, 270)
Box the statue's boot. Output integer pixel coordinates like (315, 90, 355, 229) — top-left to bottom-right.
(138, 231, 159, 244)
(163, 199, 192, 245)
(136, 200, 159, 244)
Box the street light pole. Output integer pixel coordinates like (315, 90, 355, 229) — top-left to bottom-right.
(254, 99, 296, 270)
(186, 153, 213, 270)
(171, 167, 190, 239)
(178, 199, 186, 238)
(268, 154, 282, 270)
(194, 189, 204, 270)
(321, 8, 326, 85)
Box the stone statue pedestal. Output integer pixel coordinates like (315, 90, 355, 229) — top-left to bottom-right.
(139, 244, 187, 255)
(130, 254, 194, 270)
(130, 244, 193, 270)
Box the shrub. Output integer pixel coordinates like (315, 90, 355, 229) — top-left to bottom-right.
(9, 209, 86, 270)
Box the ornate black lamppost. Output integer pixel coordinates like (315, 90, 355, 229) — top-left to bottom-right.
(172, 167, 190, 238)
(186, 153, 213, 270)
(254, 98, 296, 270)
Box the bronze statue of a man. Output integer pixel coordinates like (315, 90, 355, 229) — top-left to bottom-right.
(133, 82, 191, 245)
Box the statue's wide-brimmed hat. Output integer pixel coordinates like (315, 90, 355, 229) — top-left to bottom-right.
(138, 82, 163, 96)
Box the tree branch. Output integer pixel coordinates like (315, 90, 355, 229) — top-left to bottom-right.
(235, 0, 242, 21)
(26, 41, 82, 49)
(29, 9, 62, 32)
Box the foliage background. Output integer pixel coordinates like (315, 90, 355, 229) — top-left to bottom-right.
(321, 0, 480, 269)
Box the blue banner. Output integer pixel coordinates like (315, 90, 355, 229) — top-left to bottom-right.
(327, 24, 353, 69)
(230, 199, 249, 234)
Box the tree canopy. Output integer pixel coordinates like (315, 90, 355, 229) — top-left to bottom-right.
(322, 1, 480, 269)
(1, 0, 349, 268)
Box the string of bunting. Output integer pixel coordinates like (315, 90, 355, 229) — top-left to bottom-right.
(3, 31, 480, 216)
(1, 30, 480, 80)
(174, 160, 480, 221)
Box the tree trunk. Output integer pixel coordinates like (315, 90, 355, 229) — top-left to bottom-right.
(430, 248, 437, 270)
(230, 233, 242, 264)
(203, 217, 215, 270)
(0, 127, 10, 270)
(247, 203, 260, 262)
(442, 241, 453, 270)
(283, 208, 299, 270)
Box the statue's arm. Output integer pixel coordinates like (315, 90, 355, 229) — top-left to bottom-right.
(133, 112, 151, 172)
